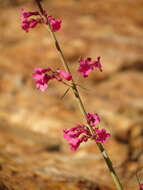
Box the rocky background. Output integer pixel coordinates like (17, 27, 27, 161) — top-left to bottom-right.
(0, 0, 143, 189)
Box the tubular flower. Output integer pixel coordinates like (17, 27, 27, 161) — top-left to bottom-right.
(46, 16, 62, 32)
(56, 69, 72, 81)
(64, 112, 110, 151)
(32, 68, 53, 92)
(78, 57, 94, 77)
(21, 8, 39, 19)
(55, 72, 62, 81)
(32, 67, 72, 91)
(20, 8, 41, 32)
(78, 56, 102, 77)
(29, 18, 41, 28)
(94, 128, 111, 143)
(20, 9, 62, 32)
(86, 112, 100, 127)
(63, 125, 90, 151)
(93, 56, 102, 72)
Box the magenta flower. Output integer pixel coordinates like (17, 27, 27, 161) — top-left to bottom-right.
(46, 16, 62, 32)
(140, 184, 143, 190)
(78, 57, 94, 78)
(87, 112, 100, 127)
(32, 67, 53, 92)
(55, 72, 62, 81)
(63, 125, 90, 151)
(64, 124, 110, 150)
(29, 18, 41, 28)
(20, 8, 39, 20)
(94, 128, 110, 143)
(93, 56, 102, 72)
(21, 9, 62, 32)
(32, 67, 72, 91)
(64, 112, 110, 151)
(20, 8, 41, 32)
(78, 56, 102, 77)
(56, 69, 72, 81)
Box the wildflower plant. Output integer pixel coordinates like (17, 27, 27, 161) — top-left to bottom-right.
(20, 1, 124, 190)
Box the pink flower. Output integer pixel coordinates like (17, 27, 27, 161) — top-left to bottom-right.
(64, 123, 111, 150)
(78, 57, 94, 77)
(20, 8, 39, 20)
(20, 8, 41, 32)
(94, 128, 110, 143)
(56, 72, 62, 81)
(46, 16, 62, 32)
(29, 18, 41, 28)
(32, 67, 72, 91)
(140, 184, 143, 190)
(56, 69, 72, 81)
(63, 125, 90, 151)
(32, 67, 53, 92)
(86, 112, 100, 127)
(21, 21, 30, 32)
(64, 112, 110, 151)
(78, 56, 102, 77)
(93, 56, 102, 72)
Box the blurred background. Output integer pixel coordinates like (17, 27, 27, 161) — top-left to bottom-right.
(0, 0, 143, 189)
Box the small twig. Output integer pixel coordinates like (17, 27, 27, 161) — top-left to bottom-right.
(136, 173, 141, 186)
(61, 88, 70, 99)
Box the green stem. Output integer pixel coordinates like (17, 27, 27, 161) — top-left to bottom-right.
(35, 1, 124, 190)
(47, 28, 124, 190)
(47, 24, 87, 119)
(97, 143, 123, 190)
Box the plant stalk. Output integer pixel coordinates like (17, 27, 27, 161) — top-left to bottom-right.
(35, 1, 124, 189)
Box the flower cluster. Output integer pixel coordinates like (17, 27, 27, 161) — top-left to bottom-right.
(32, 67, 72, 92)
(20, 8, 41, 32)
(63, 125, 90, 151)
(46, 16, 62, 32)
(87, 113, 110, 143)
(20, 8, 61, 32)
(78, 56, 102, 77)
(63, 113, 110, 151)
(93, 128, 111, 143)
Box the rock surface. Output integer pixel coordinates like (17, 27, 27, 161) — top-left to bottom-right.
(0, 0, 143, 189)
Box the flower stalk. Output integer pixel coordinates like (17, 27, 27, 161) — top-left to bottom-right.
(33, 1, 124, 189)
